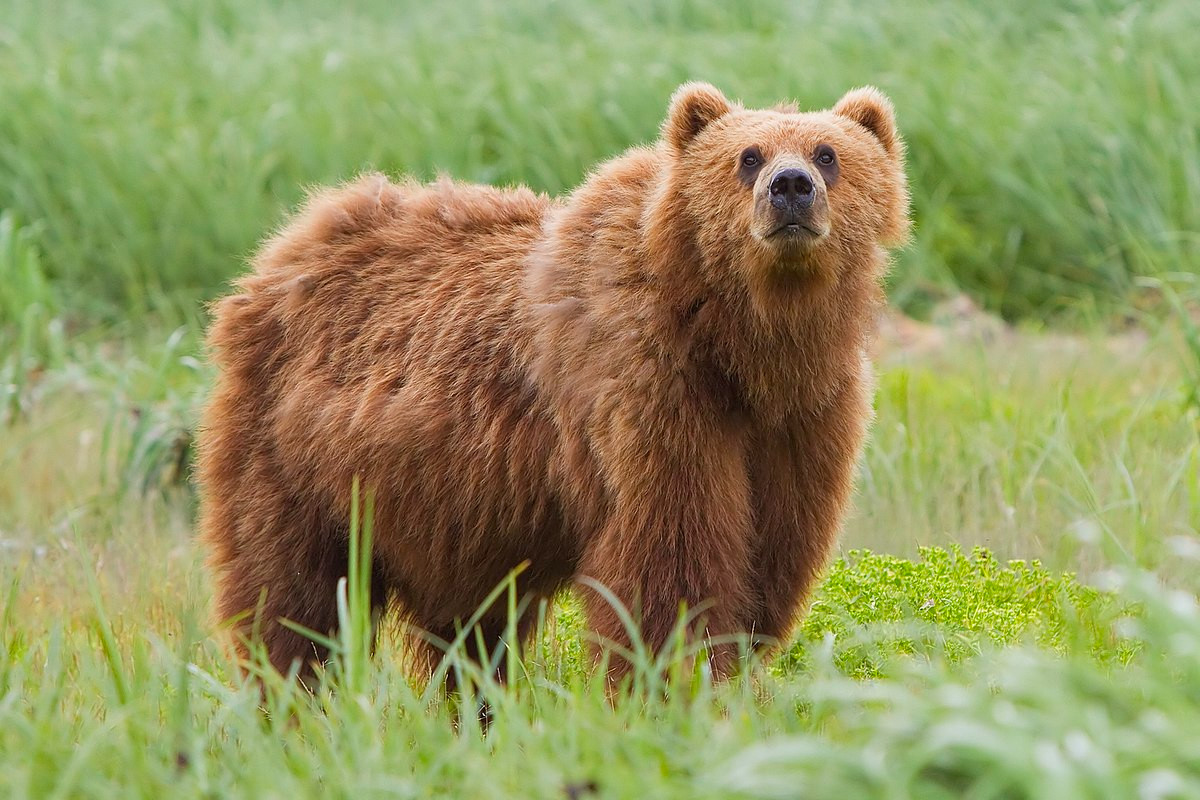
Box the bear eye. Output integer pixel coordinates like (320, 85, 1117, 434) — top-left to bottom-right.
(813, 144, 839, 186)
(740, 148, 762, 169)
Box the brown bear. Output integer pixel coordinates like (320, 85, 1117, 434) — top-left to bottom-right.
(197, 82, 909, 684)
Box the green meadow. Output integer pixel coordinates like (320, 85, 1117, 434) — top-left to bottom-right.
(1, 0, 1198, 796)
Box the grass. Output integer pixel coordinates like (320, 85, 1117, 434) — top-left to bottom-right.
(0, 536, 1191, 798)
(1, 0, 1198, 321)
(2, 0, 1200, 795)
(860, 332, 1199, 573)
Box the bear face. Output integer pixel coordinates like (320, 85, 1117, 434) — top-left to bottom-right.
(660, 83, 909, 291)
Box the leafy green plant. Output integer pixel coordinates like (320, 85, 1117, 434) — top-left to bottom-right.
(779, 546, 1137, 678)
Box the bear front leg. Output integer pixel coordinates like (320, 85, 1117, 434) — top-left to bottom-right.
(746, 382, 870, 650)
(578, 396, 754, 683)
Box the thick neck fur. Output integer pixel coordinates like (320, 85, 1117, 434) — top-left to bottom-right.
(638, 168, 882, 425)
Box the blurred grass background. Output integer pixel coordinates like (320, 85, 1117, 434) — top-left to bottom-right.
(1, 0, 1197, 324)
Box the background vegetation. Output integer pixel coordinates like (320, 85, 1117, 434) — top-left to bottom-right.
(1, 0, 1198, 796)
(1, 0, 1198, 322)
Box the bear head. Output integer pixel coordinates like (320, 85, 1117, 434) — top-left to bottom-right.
(657, 82, 909, 292)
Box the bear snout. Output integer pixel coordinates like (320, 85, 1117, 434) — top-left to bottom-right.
(768, 168, 816, 210)
(759, 167, 830, 243)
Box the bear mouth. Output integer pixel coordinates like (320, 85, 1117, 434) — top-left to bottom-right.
(767, 222, 825, 240)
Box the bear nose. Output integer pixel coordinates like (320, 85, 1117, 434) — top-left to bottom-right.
(769, 168, 816, 210)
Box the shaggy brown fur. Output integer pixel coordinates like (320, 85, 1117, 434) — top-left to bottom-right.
(197, 83, 909, 683)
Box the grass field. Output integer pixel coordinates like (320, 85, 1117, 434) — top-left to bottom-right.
(2, 0, 1200, 796)
(2, 0, 1198, 321)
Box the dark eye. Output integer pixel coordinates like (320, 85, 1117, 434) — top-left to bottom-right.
(815, 146, 836, 166)
(740, 148, 762, 169)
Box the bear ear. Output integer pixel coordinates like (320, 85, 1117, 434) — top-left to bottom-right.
(833, 87, 899, 155)
(663, 82, 732, 152)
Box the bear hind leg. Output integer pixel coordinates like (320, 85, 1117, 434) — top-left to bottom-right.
(211, 511, 386, 685)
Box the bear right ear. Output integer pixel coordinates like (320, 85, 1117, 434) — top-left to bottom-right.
(663, 82, 732, 152)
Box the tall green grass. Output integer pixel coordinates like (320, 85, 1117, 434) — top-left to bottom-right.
(0, 0, 1197, 322)
(0, 538, 1192, 799)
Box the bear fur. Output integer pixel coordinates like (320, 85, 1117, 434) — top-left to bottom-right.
(197, 82, 909, 682)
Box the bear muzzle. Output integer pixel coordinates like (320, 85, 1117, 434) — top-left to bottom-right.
(756, 166, 831, 246)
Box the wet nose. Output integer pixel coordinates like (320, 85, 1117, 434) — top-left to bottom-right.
(769, 168, 816, 209)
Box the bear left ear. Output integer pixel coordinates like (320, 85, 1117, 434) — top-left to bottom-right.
(663, 82, 732, 152)
(833, 87, 899, 155)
